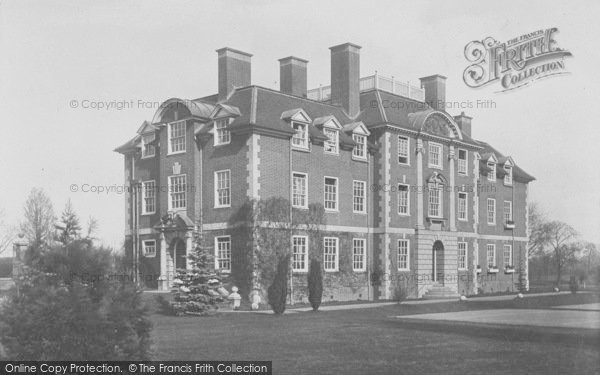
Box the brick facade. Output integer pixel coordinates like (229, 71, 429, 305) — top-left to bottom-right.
(115, 43, 534, 301)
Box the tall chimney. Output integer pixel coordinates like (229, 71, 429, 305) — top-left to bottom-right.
(217, 47, 252, 101)
(454, 111, 472, 137)
(419, 74, 446, 111)
(330, 42, 361, 117)
(279, 56, 308, 97)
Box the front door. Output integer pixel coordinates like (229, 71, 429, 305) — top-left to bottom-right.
(432, 240, 444, 284)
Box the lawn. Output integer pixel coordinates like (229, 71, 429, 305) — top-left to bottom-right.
(149, 293, 600, 374)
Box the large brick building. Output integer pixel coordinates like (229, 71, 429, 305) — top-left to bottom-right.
(115, 43, 535, 301)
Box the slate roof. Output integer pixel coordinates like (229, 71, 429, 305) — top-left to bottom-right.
(115, 83, 535, 182)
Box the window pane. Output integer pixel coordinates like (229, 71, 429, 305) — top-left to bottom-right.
(353, 134, 366, 158)
(324, 178, 337, 210)
(170, 121, 186, 153)
(352, 239, 365, 271)
(143, 181, 156, 214)
(398, 240, 409, 270)
(324, 238, 338, 271)
(324, 129, 338, 153)
(353, 181, 365, 212)
(216, 171, 231, 207)
(292, 173, 307, 208)
(398, 136, 409, 164)
(292, 236, 307, 271)
(398, 185, 409, 215)
(170, 175, 186, 209)
(216, 237, 231, 271)
(458, 149, 467, 174)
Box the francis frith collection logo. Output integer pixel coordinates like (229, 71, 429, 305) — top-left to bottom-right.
(463, 27, 572, 92)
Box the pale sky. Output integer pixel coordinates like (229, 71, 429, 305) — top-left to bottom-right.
(1, 0, 599, 250)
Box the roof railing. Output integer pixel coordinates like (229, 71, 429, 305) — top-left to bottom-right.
(307, 73, 425, 102)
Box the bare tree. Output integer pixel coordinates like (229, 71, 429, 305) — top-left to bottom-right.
(544, 220, 578, 285)
(20, 188, 55, 248)
(527, 202, 550, 257)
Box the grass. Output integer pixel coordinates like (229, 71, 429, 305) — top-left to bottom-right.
(148, 292, 600, 374)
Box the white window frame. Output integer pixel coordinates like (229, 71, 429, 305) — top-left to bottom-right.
(142, 239, 156, 257)
(168, 174, 187, 211)
(324, 176, 338, 211)
(214, 236, 231, 272)
(504, 200, 513, 223)
(168, 120, 186, 155)
(398, 135, 410, 165)
(352, 134, 367, 159)
(487, 162, 496, 181)
(398, 239, 410, 271)
(141, 180, 156, 215)
(398, 184, 410, 216)
(292, 236, 308, 272)
(458, 149, 467, 175)
(487, 244, 496, 268)
(323, 128, 339, 154)
(214, 118, 231, 146)
(428, 182, 443, 218)
(487, 198, 496, 225)
(141, 133, 156, 158)
(428, 142, 443, 169)
(458, 242, 467, 270)
(352, 238, 366, 272)
(291, 121, 309, 149)
(457, 192, 467, 221)
(503, 244, 513, 267)
(292, 172, 308, 209)
(504, 166, 513, 185)
(214, 170, 231, 208)
(353, 180, 366, 214)
(323, 237, 339, 272)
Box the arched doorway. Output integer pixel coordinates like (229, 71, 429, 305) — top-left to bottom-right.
(168, 238, 187, 278)
(432, 240, 444, 283)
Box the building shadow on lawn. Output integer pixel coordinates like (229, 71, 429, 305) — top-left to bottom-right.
(388, 317, 600, 348)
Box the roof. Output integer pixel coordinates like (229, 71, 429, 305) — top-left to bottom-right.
(114, 84, 534, 184)
(478, 142, 535, 182)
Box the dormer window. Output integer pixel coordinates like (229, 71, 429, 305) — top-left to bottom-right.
(504, 165, 513, 185)
(142, 133, 155, 158)
(487, 162, 496, 181)
(292, 121, 309, 149)
(352, 134, 366, 159)
(324, 128, 339, 154)
(214, 118, 231, 146)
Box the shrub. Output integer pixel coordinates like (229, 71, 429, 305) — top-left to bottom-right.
(0, 243, 152, 360)
(569, 276, 579, 294)
(267, 255, 289, 315)
(307, 259, 323, 311)
(393, 281, 408, 303)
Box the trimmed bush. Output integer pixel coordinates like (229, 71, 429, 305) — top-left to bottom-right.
(307, 259, 323, 311)
(267, 255, 289, 315)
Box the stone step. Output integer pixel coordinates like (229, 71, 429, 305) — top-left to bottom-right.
(423, 285, 461, 299)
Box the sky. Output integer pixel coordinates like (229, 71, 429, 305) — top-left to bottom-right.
(1, 0, 599, 251)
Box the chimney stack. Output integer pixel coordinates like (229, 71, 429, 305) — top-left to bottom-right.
(419, 74, 446, 111)
(217, 47, 252, 101)
(279, 56, 308, 97)
(454, 112, 472, 138)
(330, 42, 361, 117)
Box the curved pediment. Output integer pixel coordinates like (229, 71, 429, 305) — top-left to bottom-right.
(409, 110, 462, 140)
(427, 171, 447, 185)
